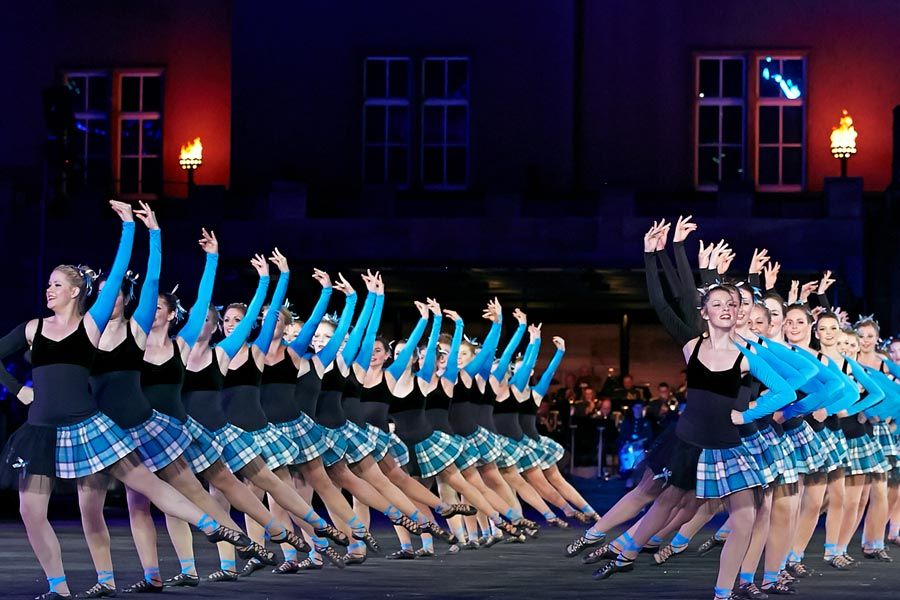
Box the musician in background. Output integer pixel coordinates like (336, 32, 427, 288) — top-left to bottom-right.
(645, 381, 679, 437)
(617, 399, 652, 489)
(593, 397, 619, 478)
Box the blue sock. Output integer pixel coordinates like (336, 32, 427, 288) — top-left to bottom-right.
(263, 517, 277, 540)
(778, 558, 787, 570)
(197, 513, 220, 535)
(586, 527, 605, 541)
(179, 558, 196, 576)
(303, 509, 327, 529)
(715, 526, 731, 541)
(96, 570, 114, 585)
(347, 515, 366, 533)
(490, 521, 500, 536)
(383, 504, 403, 520)
(649, 534, 664, 546)
(348, 541, 366, 553)
(762, 570, 779, 586)
(311, 535, 329, 551)
(873, 539, 885, 550)
(739, 572, 754, 585)
(619, 532, 641, 553)
(836, 544, 847, 555)
(436, 501, 450, 512)
(284, 547, 298, 562)
(714, 586, 732, 599)
(504, 508, 522, 521)
(542, 511, 556, 521)
(410, 510, 428, 525)
(400, 542, 413, 552)
(469, 529, 479, 543)
(307, 549, 323, 564)
(453, 526, 466, 541)
(220, 559, 236, 573)
(422, 536, 434, 552)
(143, 567, 161, 584)
(47, 576, 67, 594)
(582, 504, 597, 515)
(561, 503, 577, 516)
(671, 532, 690, 550)
(787, 550, 800, 563)
(824, 543, 838, 558)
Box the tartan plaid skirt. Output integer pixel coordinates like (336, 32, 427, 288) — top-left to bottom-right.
(364, 424, 392, 463)
(414, 430, 464, 478)
(537, 435, 566, 469)
(494, 431, 525, 470)
(784, 420, 826, 475)
(388, 431, 411, 467)
(846, 434, 888, 476)
(182, 416, 224, 474)
(775, 428, 800, 485)
(214, 423, 262, 474)
(873, 422, 899, 458)
(249, 424, 301, 470)
(126, 410, 193, 473)
(740, 429, 780, 485)
(467, 426, 503, 466)
(273, 412, 328, 465)
(816, 427, 849, 473)
(318, 424, 349, 467)
(339, 421, 378, 464)
(454, 435, 481, 471)
(696, 444, 767, 498)
(512, 437, 543, 472)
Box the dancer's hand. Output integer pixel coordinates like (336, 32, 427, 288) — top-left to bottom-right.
(268, 248, 289, 273)
(528, 323, 542, 341)
(198, 228, 218, 254)
(799, 281, 818, 303)
(698, 240, 714, 269)
(763, 261, 780, 291)
(110, 199, 134, 222)
(655, 221, 671, 251)
(134, 200, 159, 230)
(717, 251, 735, 275)
(334, 273, 354, 296)
(673, 215, 697, 244)
(788, 280, 799, 305)
(17, 386, 34, 406)
(818, 270, 836, 295)
(513, 308, 527, 325)
(643, 220, 665, 253)
(443, 309, 462, 322)
(749, 248, 769, 275)
(426, 298, 441, 315)
(812, 408, 828, 423)
(773, 411, 785, 424)
(552, 336, 566, 351)
(730, 409, 745, 425)
(415, 301, 429, 319)
(312, 268, 331, 289)
(361, 270, 377, 293)
(373, 271, 384, 295)
(250, 254, 269, 277)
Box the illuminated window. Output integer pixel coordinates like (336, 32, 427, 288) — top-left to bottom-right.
(116, 71, 163, 197)
(64, 72, 111, 189)
(694, 56, 746, 189)
(421, 57, 469, 190)
(363, 57, 411, 187)
(756, 56, 805, 190)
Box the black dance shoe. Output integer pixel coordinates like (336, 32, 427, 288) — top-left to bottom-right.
(238, 558, 265, 577)
(352, 529, 381, 553)
(75, 584, 117, 599)
(592, 555, 635, 580)
(122, 580, 162, 594)
(269, 529, 311, 554)
(205, 570, 239, 583)
(386, 549, 417, 560)
(162, 573, 199, 588)
(314, 524, 349, 546)
(565, 532, 606, 557)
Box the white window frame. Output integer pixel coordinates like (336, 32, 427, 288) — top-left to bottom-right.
(693, 55, 746, 191)
(114, 69, 164, 198)
(362, 57, 411, 188)
(63, 70, 111, 184)
(754, 54, 806, 192)
(421, 56, 470, 191)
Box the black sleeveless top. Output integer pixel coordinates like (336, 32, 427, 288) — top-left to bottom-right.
(342, 370, 366, 428)
(182, 355, 227, 431)
(295, 362, 322, 418)
(29, 319, 99, 426)
(449, 379, 479, 436)
(142, 342, 188, 422)
(475, 382, 498, 433)
(316, 366, 347, 428)
(494, 390, 525, 441)
(839, 360, 867, 439)
(359, 374, 392, 431)
(735, 371, 759, 437)
(390, 379, 434, 445)
(675, 339, 743, 449)
(518, 395, 541, 440)
(260, 353, 302, 424)
(222, 356, 268, 431)
(424, 381, 454, 435)
(90, 325, 153, 428)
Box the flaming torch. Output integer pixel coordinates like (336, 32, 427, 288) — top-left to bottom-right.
(179, 137, 203, 195)
(830, 110, 857, 177)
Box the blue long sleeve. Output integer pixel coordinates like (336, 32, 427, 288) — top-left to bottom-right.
(342, 291, 375, 365)
(442, 317, 464, 383)
(755, 339, 818, 390)
(488, 322, 527, 380)
(882, 358, 900, 381)
(534, 348, 565, 398)
(88, 221, 135, 331)
(132, 229, 161, 335)
(417, 314, 443, 382)
(316, 293, 358, 367)
(355, 293, 385, 370)
(287, 287, 333, 355)
(843, 357, 885, 417)
(179, 253, 218, 347)
(864, 369, 900, 419)
(747, 340, 810, 392)
(511, 338, 541, 391)
(386, 316, 428, 380)
(821, 357, 860, 415)
(216, 275, 270, 358)
(738, 343, 797, 421)
(463, 318, 502, 378)
(253, 270, 290, 352)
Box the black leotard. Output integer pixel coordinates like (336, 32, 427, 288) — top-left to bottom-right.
(449, 380, 480, 436)
(494, 391, 524, 440)
(424, 382, 454, 435)
(341, 371, 366, 428)
(359, 374, 392, 431)
(390, 379, 434, 445)
(90, 325, 153, 429)
(182, 357, 227, 431)
(316, 366, 347, 428)
(260, 354, 301, 424)
(222, 356, 268, 431)
(676, 339, 743, 449)
(30, 319, 99, 426)
(141, 343, 189, 422)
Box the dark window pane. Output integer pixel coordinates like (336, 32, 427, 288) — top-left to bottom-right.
(423, 147, 443, 185)
(387, 147, 408, 184)
(88, 76, 109, 112)
(758, 147, 779, 185)
(720, 146, 744, 183)
(365, 60, 387, 98)
(142, 76, 162, 112)
(697, 147, 719, 185)
(758, 106, 779, 144)
(782, 147, 802, 185)
(424, 60, 445, 97)
(721, 59, 743, 98)
(87, 119, 110, 156)
(446, 105, 468, 144)
(121, 76, 141, 112)
(71, 120, 87, 158)
(699, 59, 720, 97)
(387, 106, 409, 144)
(446, 147, 467, 186)
(388, 60, 409, 98)
(423, 105, 444, 144)
(142, 157, 162, 193)
(68, 77, 88, 112)
(142, 120, 162, 155)
(782, 106, 803, 144)
(758, 58, 781, 98)
(365, 105, 386, 143)
(447, 60, 469, 99)
(722, 106, 743, 144)
(364, 147, 385, 184)
(121, 119, 140, 155)
(698, 106, 719, 144)
(121, 157, 139, 193)
(782, 59, 804, 97)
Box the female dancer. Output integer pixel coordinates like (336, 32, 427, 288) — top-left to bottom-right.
(0, 202, 249, 600)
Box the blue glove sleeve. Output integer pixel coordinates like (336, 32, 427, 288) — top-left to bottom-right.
(386, 316, 429, 380)
(88, 221, 135, 331)
(316, 293, 358, 367)
(821, 357, 860, 415)
(253, 270, 290, 352)
(355, 293, 385, 370)
(178, 253, 218, 348)
(216, 275, 270, 358)
(511, 338, 541, 391)
(463, 318, 502, 378)
(287, 287, 333, 355)
(417, 314, 443, 382)
(534, 348, 565, 398)
(442, 318, 464, 383)
(132, 229, 162, 335)
(738, 343, 797, 421)
(488, 323, 527, 380)
(342, 291, 375, 365)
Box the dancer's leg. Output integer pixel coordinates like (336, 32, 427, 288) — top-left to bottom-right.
(77, 473, 116, 589)
(20, 475, 71, 597)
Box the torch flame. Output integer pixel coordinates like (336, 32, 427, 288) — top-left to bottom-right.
(830, 110, 857, 159)
(179, 137, 203, 170)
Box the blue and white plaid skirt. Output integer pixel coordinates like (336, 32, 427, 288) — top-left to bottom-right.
(741, 429, 779, 485)
(126, 410, 193, 473)
(536, 435, 566, 469)
(273, 412, 328, 465)
(339, 421, 378, 464)
(775, 429, 800, 485)
(52, 412, 138, 479)
(182, 416, 224, 473)
(364, 424, 392, 463)
(389, 431, 410, 467)
(873, 422, 899, 458)
(816, 427, 848, 473)
(511, 437, 543, 472)
(249, 424, 301, 470)
(845, 434, 888, 476)
(214, 423, 262, 473)
(467, 426, 503, 466)
(454, 435, 481, 471)
(785, 421, 826, 475)
(318, 424, 348, 467)
(696, 445, 766, 499)
(494, 431, 524, 470)
(414, 430, 464, 478)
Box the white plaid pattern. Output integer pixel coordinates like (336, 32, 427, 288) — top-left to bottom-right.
(55, 412, 137, 479)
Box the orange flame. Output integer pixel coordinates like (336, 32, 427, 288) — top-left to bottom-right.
(830, 110, 857, 159)
(179, 137, 203, 169)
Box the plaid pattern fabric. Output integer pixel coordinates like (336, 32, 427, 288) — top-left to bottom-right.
(696, 445, 765, 498)
(414, 430, 464, 477)
(467, 426, 503, 466)
(273, 413, 328, 464)
(785, 420, 826, 475)
(539, 435, 566, 468)
(339, 421, 378, 464)
(494, 431, 525, 469)
(740, 429, 779, 485)
(830, 428, 851, 470)
(388, 432, 410, 467)
(513, 437, 543, 472)
(776, 429, 800, 485)
(214, 423, 262, 474)
(126, 410, 193, 473)
(182, 416, 223, 473)
(816, 428, 848, 473)
(846, 434, 888, 476)
(454, 435, 481, 471)
(319, 424, 348, 467)
(364, 424, 391, 462)
(873, 422, 899, 458)
(250, 424, 301, 470)
(56, 412, 138, 479)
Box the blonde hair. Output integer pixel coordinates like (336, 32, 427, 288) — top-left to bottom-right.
(52, 264, 93, 315)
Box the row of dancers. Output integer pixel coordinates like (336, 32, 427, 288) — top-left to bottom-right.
(0, 200, 599, 600)
(564, 216, 900, 599)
